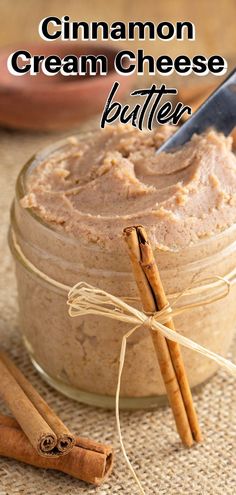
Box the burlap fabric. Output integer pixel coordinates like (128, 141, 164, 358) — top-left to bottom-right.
(0, 128, 236, 495)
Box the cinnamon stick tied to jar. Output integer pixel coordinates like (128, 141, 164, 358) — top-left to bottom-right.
(0, 352, 75, 456)
(123, 225, 203, 447)
(0, 414, 113, 485)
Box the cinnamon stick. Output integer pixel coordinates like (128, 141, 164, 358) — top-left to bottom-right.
(137, 227, 203, 443)
(0, 352, 75, 456)
(123, 226, 202, 446)
(0, 414, 113, 485)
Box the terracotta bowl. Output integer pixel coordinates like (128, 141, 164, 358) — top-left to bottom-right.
(0, 42, 135, 131)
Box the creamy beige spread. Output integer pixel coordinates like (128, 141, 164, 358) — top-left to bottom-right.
(15, 125, 236, 402)
(21, 125, 236, 251)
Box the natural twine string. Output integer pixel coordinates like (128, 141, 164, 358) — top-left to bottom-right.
(67, 280, 236, 376)
(67, 281, 236, 495)
(11, 230, 236, 494)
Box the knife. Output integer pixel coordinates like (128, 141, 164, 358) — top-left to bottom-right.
(157, 67, 236, 153)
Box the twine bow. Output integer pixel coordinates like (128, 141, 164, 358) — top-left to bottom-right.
(10, 230, 236, 495)
(67, 279, 236, 376)
(68, 278, 236, 495)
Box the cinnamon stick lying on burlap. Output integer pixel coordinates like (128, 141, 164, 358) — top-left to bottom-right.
(0, 352, 75, 456)
(0, 414, 113, 485)
(123, 226, 202, 446)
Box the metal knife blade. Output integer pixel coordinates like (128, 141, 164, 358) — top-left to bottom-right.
(157, 67, 236, 154)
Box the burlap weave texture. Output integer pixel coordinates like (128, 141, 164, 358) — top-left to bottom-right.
(0, 129, 235, 495)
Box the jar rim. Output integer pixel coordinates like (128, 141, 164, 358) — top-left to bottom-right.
(15, 131, 101, 250)
(15, 132, 236, 253)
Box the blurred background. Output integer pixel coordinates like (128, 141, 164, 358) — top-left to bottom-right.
(0, 0, 235, 58)
(0, 0, 235, 132)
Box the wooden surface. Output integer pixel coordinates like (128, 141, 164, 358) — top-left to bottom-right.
(0, 0, 235, 59)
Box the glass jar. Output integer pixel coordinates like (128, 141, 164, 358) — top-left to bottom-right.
(9, 136, 236, 409)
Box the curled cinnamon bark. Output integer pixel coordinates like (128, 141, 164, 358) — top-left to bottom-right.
(0, 352, 75, 456)
(0, 414, 114, 485)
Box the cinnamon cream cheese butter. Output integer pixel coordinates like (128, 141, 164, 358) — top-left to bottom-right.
(10, 125, 236, 408)
(20, 125, 236, 250)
